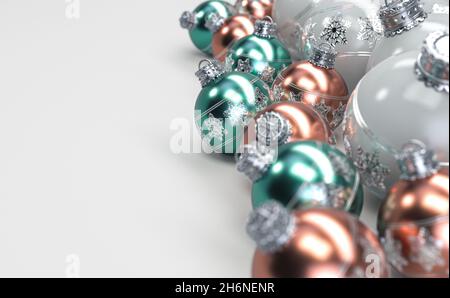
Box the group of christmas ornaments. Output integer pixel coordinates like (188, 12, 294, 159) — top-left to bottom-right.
(180, 0, 449, 278)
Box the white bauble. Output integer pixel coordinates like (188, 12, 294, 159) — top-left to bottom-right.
(273, 0, 381, 92)
(367, 0, 449, 71)
(343, 31, 449, 197)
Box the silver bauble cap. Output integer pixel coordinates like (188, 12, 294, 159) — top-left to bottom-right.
(379, 0, 427, 38)
(236, 144, 274, 182)
(205, 13, 225, 33)
(180, 11, 196, 31)
(195, 60, 225, 88)
(415, 31, 449, 93)
(254, 16, 277, 38)
(256, 111, 292, 147)
(308, 42, 338, 69)
(247, 201, 296, 253)
(396, 140, 440, 181)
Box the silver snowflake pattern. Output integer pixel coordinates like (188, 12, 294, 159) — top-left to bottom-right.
(321, 15, 351, 47)
(255, 87, 269, 112)
(259, 66, 276, 85)
(354, 147, 390, 191)
(409, 228, 446, 273)
(383, 231, 409, 272)
(432, 4, 449, 14)
(313, 101, 332, 121)
(328, 150, 354, 184)
(330, 102, 347, 129)
(203, 114, 227, 142)
(357, 17, 382, 48)
(236, 58, 252, 73)
(273, 85, 285, 102)
(224, 102, 249, 126)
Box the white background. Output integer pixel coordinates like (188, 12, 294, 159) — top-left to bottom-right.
(0, 0, 380, 277)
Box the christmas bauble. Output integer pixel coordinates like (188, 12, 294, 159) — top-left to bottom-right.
(378, 141, 449, 278)
(194, 60, 272, 154)
(273, 0, 381, 91)
(272, 43, 349, 130)
(180, 1, 234, 55)
(343, 31, 449, 197)
(226, 17, 292, 85)
(236, 0, 273, 19)
(367, 0, 449, 71)
(206, 14, 255, 62)
(237, 141, 364, 215)
(243, 101, 333, 148)
(248, 202, 389, 278)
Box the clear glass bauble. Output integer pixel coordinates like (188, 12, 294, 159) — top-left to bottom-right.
(273, 0, 381, 91)
(343, 51, 449, 197)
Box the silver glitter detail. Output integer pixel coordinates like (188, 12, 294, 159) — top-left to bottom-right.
(320, 15, 351, 47)
(295, 182, 348, 210)
(308, 42, 337, 69)
(179, 11, 196, 30)
(357, 17, 383, 48)
(236, 58, 252, 73)
(254, 17, 277, 39)
(259, 66, 276, 84)
(272, 85, 284, 102)
(396, 140, 440, 181)
(203, 114, 227, 143)
(354, 147, 390, 191)
(255, 87, 270, 112)
(236, 144, 275, 182)
(256, 111, 292, 146)
(246, 201, 296, 253)
(383, 231, 409, 272)
(195, 60, 225, 88)
(415, 31, 449, 93)
(205, 13, 225, 33)
(432, 4, 449, 15)
(223, 56, 234, 73)
(379, 0, 428, 38)
(224, 102, 249, 126)
(313, 101, 332, 121)
(330, 102, 347, 129)
(288, 91, 301, 102)
(409, 228, 446, 273)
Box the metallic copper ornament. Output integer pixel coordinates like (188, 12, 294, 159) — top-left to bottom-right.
(238, 0, 273, 19)
(251, 207, 389, 278)
(378, 169, 449, 278)
(243, 101, 332, 147)
(212, 14, 255, 62)
(272, 61, 349, 130)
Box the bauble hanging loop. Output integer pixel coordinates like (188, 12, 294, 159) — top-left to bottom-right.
(179, 11, 196, 30)
(415, 31, 449, 93)
(254, 16, 277, 38)
(195, 59, 226, 88)
(308, 42, 338, 69)
(379, 0, 428, 37)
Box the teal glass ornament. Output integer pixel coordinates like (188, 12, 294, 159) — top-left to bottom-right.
(194, 60, 272, 154)
(180, 1, 234, 55)
(227, 17, 292, 85)
(237, 141, 364, 216)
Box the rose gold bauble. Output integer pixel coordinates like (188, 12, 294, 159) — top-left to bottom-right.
(212, 14, 255, 62)
(273, 61, 349, 129)
(243, 101, 332, 146)
(252, 209, 389, 278)
(378, 169, 449, 278)
(238, 0, 273, 19)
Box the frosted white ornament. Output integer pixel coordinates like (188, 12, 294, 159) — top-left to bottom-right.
(343, 31, 449, 197)
(367, 0, 449, 71)
(273, 0, 381, 92)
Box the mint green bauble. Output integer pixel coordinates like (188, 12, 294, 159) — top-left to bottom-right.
(237, 141, 364, 216)
(180, 1, 234, 55)
(227, 17, 291, 85)
(194, 60, 272, 154)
